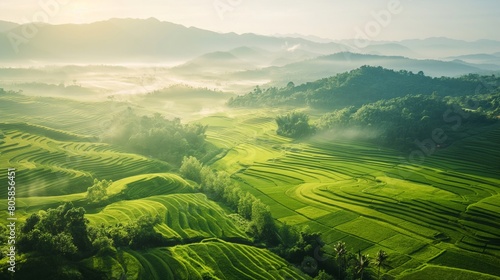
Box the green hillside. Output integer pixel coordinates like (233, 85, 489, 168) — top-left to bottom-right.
(228, 66, 500, 109)
(0, 124, 169, 198)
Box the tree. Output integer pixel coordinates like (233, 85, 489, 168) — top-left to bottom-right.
(374, 250, 388, 279)
(314, 270, 335, 280)
(276, 111, 315, 138)
(355, 250, 370, 280)
(86, 179, 111, 204)
(238, 193, 255, 219)
(179, 156, 203, 183)
(250, 199, 276, 241)
(18, 202, 91, 256)
(92, 235, 116, 256)
(128, 215, 164, 249)
(334, 241, 347, 279)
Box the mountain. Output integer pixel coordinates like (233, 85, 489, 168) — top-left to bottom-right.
(358, 43, 419, 58)
(399, 37, 500, 59)
(0, 20, 18, 32)
(0, 18, 346, 63)
(228, 46, 320, 67)
(231, 52, 488, 86)
(172, 51, 256, 74)
(445, 53, 500, 68)
(273, 33, 334, 43)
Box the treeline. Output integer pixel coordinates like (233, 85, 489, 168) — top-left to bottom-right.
(276, 94, 497, 150)
(228, 66, 500, 109)
(102, 108, 207, 164)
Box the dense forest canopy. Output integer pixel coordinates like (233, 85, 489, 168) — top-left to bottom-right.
(274, 92, 500, 150)
(316, 94, 495, 149)
(228, 66, 500, 109)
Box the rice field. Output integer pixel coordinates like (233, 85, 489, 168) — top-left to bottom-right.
(125, 239, 309, 280)
(1, 92, 499, 279)
(87, 193, 248, 240)
(205, 110, 500, 279)
(0, 124, 169, 198)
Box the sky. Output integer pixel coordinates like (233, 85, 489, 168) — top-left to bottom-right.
(0, 0, 499, 41)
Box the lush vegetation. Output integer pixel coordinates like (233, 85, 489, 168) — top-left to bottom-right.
(228, 66, 500, 109)
(1, 64, 500, 280)
(276, 111, 315, 138)
(102, 108, 208, 164)
(316, 94, 495, 149)
(180, 156, 277, 242)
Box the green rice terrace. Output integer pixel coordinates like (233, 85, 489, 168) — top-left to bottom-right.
(1, 68, 500, 280)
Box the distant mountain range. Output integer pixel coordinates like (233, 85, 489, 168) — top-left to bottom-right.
(1, 18, 500, 65)
(228, 52, 491, 86)
(0, 18, 344, 63)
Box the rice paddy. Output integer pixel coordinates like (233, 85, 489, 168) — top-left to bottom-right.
(1, 91, 499, 279)
(203, 110, 500, 279)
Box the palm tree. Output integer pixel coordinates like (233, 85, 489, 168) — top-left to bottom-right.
(355, 250, 370, 280)
(375, 250, 388, 279)
(334, 241, 347, 279)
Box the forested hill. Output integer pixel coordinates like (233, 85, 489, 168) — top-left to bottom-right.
(227, 66, 500, 109)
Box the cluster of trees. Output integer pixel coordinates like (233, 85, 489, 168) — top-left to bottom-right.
(180, 156, 276, 241)
(18, 203, 165, 258)
(16, 202, 166, 278)
(102, 108, 207, 164)
(228, 66, 500, 110)
(276, 111, 315, 138)
(273, 94, 497, 150)
(447, 92, 500, 119)
(317, 94, 493, 149)
(273, 226, 389, 279)
(18, 203, 91, 258)
(90, 215, 165, 252)
(329, 241, 388, 280)
(86, 179, 112, 204)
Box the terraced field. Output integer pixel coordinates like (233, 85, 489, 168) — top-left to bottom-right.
(87, 193, 248, 240)
(2, 90, 499, 279)
(204, 110, 500, 279)
(0, 95, 315, 279)
(125, 239, 309, 280)
(0, 124, 169, 198)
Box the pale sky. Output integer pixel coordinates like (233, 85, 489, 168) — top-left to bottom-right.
(1, 0, 499, 41)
